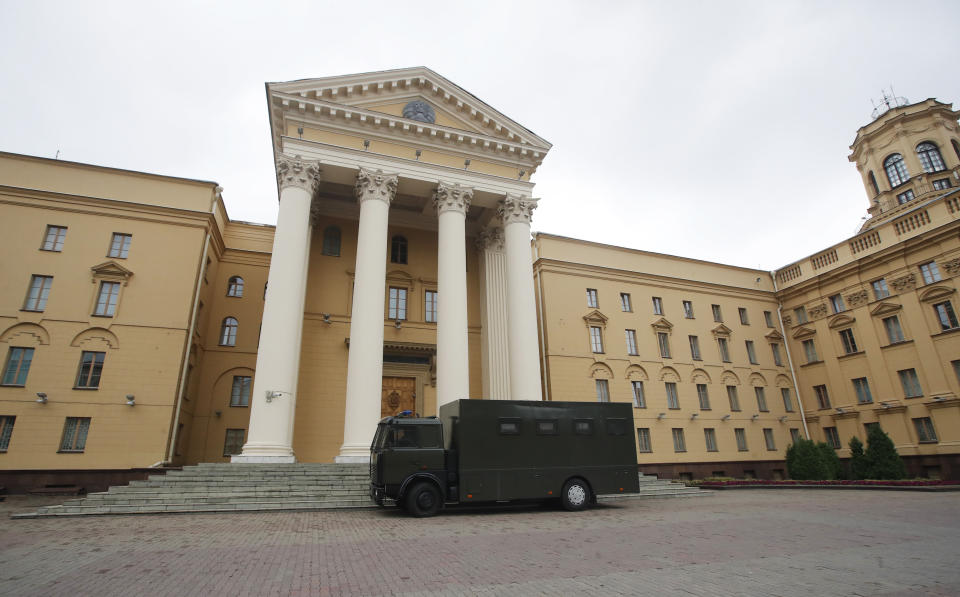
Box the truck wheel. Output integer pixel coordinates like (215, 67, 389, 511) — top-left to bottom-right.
(561, 478, 590, 511)
(405, 482, 442, 517)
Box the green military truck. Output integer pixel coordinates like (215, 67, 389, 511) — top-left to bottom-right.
(369, 399, 639, 517)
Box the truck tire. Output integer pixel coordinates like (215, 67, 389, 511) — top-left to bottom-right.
(405, 481, 442, 517)
(561, 478, 590, 511)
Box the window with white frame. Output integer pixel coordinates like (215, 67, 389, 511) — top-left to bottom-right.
(23, 275, 53, 311)
(59, 417, 91, 452)
(781, 387, 794, 412)
(734, 427, 748, 451)
(726, 385, 741, 411)
(829, 294, 846, 313)
(590, 326, 604, 353)
(763, 428, 776, 451)
(897, 189, 915, 204)
(717, 337, 730, 362)
(620, 293, 632, 312)
(802, 339, 818, 363)
(595, 379, 610, 403)
(755, 387, 768, 412)
(824, 426, 841, 449)
(898, 368, 923, 398)
(839, 328, 859, 354)
(227, 276, 244, 297)
(665, 382, 680, 409)
(42, 225, 67, 251)
(657, 332, 671, 358)
(704, 428, 718, 452)
(108, 233, 132, 258)
(625, 329, 638, 355)
(632, 381, 645, 408)
(920, 261, 942, 284)
(883, 153, 909, 187)
(94, 281, 121, 316)
(933, 178, 952, 190)
(637, 428, 652, 452)
(388, 287, 407, 320)
(425, 290, 438, 323)
(711, 304, 723, 322)
(794, 306, 808, 324)
(913, 417, 938, 443)
(814, 384, 830, 409)
(916, 141, 946, 173)
(933, 301, 959, 331)
(872, 279, 890, 300)
(688, 335, 701, 360)
(652, 296, 663, 315)
(771, 343, 783, 367)
(586, 288, 598, 308)
(671, 428, 686, 452)
(883, 315, 905, 343)
(738, 307, 749, 325)
(230, 376, 252, 407)
(852, 377, 873, 404)
(697, 384, 710, 410)
(220, 317, 238, 346)
(682, 300, 694, 319)
(763, 311, 774, 328)
(745, 340, 758, 364)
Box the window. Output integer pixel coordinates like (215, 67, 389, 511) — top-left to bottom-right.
(814, 384, 831, 409)
(738, 308, 749, 325)
(42, 225, 67, 251)
(672, 428, 686, 452)
(425, 290, 437, 323)
(852, 377, 873, 404)
(697, 384, 710, 410)
(871, 279, 890, 300)
(711, 304, 723, 322)
(108, 233, 132, 258)
(954, 359, 960, 384)
(657, 332, 671, 358)
(883, 316, 905, 343)
(652, 296, 663, 315)
(2, 347, 34, 386)
(620, 293, 632, 312)
(390, 235, 408, 264)
(625, 329, 638, 355)
(883, 153, 909, 187)
(0, 416, 14, 451)
(223, 429, 246, 456)
(781, 388, 794, 412)
(933, 178, 952, 191)
(954, 140, 960, 161)
(704, 428, 718, 452)
(227, 276, 244, 297)
(829, 294, 845, 314)
(717, 337, 730, 362)
(763, 428, 776, 451)
(771, 343, 783, 367)
(920, 261, 941, 284)
(59, 417, 91, 452)
(824, 426, 841, 450)
(322, 226, 341, 256)
(896, 189, 915, 204)
(590, 326, 604, 353)
(499, 418, 522, 434)
(763, 311, 774, 328)
(682, 300, 694, 319)
(631, 381, 645, 408)
(839, 328, 859, 354)
(23, 275, 53, 311)
(790, 428, 801, 443)
(734, 428, 748, 451)
(794, 306, 808, 324)
(586, 288, 598, 308)
(802, 339, 818, 363)
(93, 281, 121, 316)
(637, 428, 652, 452)
(916, 142, 946, 173)
(933, 301, 959, 331)
(913, 417, 938, 443)
(726, 385, 741, 411)
(388, 287, 407, 320)
(665, 382, 679, 409)
(230, 376, 252, 407)
(595, 379, 610, 403)
(868, 171, 880, 195)
(220, 317, 239, 346)
(755, 387, 768, 412)
(536, 420, 558, 435)
(898, 368, 923, 398)
(75, 351, 105, 389)
(745, 340, 757, 364)
(574, 419, 593, 435)
(688, 335, 701, 360)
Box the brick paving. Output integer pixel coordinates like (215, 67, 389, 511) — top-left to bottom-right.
(1, 490, 958, 596)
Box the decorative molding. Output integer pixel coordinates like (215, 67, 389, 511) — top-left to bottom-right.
(827, 314, 856, 329)
(625, 364, 648, 381)
(890, 273, 916, 293)
(720, 370, 740, 386)
(792, 326, 816, 340)
(808, 303, 828, 320)
(748, 372, 767, 387)
(498, 194, 538, 225)
(476, 226, 505, 251)
(0, 322, 51, 346)
(870, 301, 903, 317)
(651, 317, 674, 332)
(433, 181, 473, 215)
(919, 285, 956, 303)
(91, 261, 134, 286)
(658, 366, 680, 383)
(943, 257, 960, 276)
(276, 154, 321, 195)
(690, 368, 712, 384)
(589, 362, 614, 379)
(765, 330, 784, 341)
(846, 289, 869, 308)
(711, 323, 732, 337)
(583, 309, 608, 328)
(70, 327, 120, 349)
(355, 167, 398, 205)
(782, 315, 792, 326)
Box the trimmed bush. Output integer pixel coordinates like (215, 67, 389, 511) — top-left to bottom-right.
(848, 436, 868, 480)
(817, 442, 843, 480)
(865, 426, 906, 480)
(787, 438, 828, 480)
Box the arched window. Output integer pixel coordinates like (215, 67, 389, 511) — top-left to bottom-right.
(883, 153, 909, 188)
(916, 142, 945, 173)
(227, 276, 244, 297)
(868, 171, 880, 195)
(220, 317, 238, 346)
(952, 139, 960, 161)
(322, 226, 341, 257)
(391, 235, 408, 264)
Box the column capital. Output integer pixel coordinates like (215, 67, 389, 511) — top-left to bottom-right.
(476, 226, 505, 251)
(276, 154, 322, 195)
(498, 195, 539, 225)
(433, 181, 474, 216)
(355, 167, 398, 206)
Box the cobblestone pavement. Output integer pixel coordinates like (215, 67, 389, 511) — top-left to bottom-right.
(1, 490, 959, 596)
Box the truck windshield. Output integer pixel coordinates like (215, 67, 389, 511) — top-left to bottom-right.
(374, 424, 442, 449)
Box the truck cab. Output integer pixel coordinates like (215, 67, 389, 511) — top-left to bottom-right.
(369, 414, 450, 516)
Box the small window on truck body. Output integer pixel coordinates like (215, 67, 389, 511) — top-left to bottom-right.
(498, 418, 521, 435)
(574, 419, 594, 435)
(606, 418, 627, 436)
(536, 419, 559, 435)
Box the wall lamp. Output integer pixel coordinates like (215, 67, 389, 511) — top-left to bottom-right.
(322, 313, 332, 324)
(932, 396, 949, 402)
(35, 392, 48, 404)
(690, 413, 699, 420)
(835, 407, 847, 414)
(751, 414, 759, 421)
(394, 319, 402, 329)
(363, 139, 370, 151)
(415, 149, 422, 160)
(214, 410, 222, 418)
(721, 414, 731, 421)
(657, 413, 666, 420)
(464, 159, 471, 169)
(778, 416, 788, 423)
(517, 169, 526, 179)
(126, 394, 136, 406)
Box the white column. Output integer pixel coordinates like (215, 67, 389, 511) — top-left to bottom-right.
(336, 168, 398, 463)
(499, 195, 544, 402)
(234, 155, 320, 463)
(477, 227, 511, 400)
(434, 182, 473, 408)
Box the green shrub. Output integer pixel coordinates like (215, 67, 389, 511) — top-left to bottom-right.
(786, 438, 828, 480)
(817, 442, 843, 480)
(865, 426, 906, 480)
(848, 436, 868, 480)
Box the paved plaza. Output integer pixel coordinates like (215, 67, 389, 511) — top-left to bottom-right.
(1, 490, 958, 596)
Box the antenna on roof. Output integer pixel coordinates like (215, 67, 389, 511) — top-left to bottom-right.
(870, 87, 908, 120)
(55, 150, 60, 160)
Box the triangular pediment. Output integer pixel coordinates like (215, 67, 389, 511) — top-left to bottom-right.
(827, 314, 856, 329)
(583, 310, 608, 326)
(651, 317, 673, 331)
(765, 329, 784, 341)
(792, 326, 816, 339)
(870, 301, 903, 317)
(712, 324, 732, 337)
(919, 285, 956, 303)
(91, 261, 133, 281)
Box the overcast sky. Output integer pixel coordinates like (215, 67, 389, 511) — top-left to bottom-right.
(3, 1, 959, 271)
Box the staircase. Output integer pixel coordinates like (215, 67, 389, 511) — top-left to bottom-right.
(12, 467, 707, 518)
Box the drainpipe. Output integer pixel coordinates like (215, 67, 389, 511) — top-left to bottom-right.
(533, 236, 550, 401)
(772, 273, 810, 439)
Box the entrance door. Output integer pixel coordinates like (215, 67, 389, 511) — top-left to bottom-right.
(381, 376, 417, 418)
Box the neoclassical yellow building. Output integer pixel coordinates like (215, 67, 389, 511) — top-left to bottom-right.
(1, 69, 958, 490)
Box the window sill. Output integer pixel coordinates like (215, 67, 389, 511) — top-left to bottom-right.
(918, 440, 939, 444)
(219, 344, 237, 348)
(19, 309, 44, 313)
(57, 450, 85, 454)
(39, 248, 62, 253)
(91, 314, 114, 318)
(905, 395, 924, 400)
(838, 351, 866, 360)
(229, 404, 250, 408)
(106, 255, 128, 259)
(801, 360, 824, 367)
(932, 327, 960, 337)
(881, 339, 914, 349)
(0, 384, 25, 388)
(72, 387, 99, 391)
(668, 407, 681, 411)
(692, 357, 702, 361)
(226, 295, 243, 299)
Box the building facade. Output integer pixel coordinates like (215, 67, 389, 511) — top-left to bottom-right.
(1, 70, 959, 488)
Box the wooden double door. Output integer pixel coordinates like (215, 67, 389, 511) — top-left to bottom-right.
(381, 376, 417, 418)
